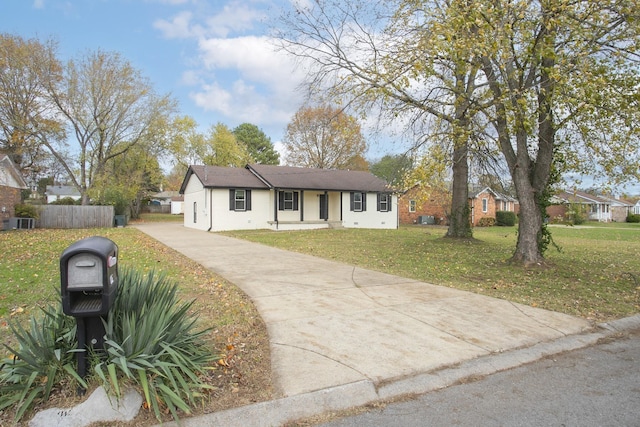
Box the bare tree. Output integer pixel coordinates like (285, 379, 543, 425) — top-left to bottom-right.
(41, 50, 176, 204)
(278, 0, 640, 264)
(276, 0, 482, 237)
(283, 105, 368, 170)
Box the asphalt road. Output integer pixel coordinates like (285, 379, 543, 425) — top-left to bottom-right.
(319, 328, 640, 427)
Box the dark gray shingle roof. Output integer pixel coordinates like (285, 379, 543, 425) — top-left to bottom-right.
(181, 165, 268, 191)
(179, 164, 393, 194)
(247, 164, 391, 192)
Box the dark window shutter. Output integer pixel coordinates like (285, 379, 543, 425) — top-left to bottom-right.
(229, 189, 235, 211)
(377, 193, 381, 211)
(350, 192, 354, 211)
(388, 194, 392, 211)
(293, 191, 299, 211)
(278, 191, 284, 211)
(362, 193, 367, 211)
(246, 190, 252, 211)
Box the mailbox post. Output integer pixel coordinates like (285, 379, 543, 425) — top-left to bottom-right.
(60, 236, 118, 382)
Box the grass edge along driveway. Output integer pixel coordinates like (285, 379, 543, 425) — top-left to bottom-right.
(223, 224, 640, 323)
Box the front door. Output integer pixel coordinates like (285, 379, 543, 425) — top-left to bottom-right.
(319, 194, 328, 220)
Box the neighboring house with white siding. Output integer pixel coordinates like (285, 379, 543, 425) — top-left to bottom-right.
(548, 190, 612, 222)
(45, 185, 81, 203)
(179, 164, 398, 232)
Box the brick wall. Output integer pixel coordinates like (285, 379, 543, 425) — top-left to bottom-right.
(0, 186, 22, 220)
(470, 190, 497, 225)
(398, 187, 449, 225)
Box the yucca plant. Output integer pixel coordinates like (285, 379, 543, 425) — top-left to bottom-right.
(0, 304, 85, 422)
(95, 268, 215, 422)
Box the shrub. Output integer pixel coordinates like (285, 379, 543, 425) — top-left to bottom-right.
(14, 203, 39, 219)
(477, 217, 496, 227)
(96, 268, 215, 422)
(627, 213, 640, 223)
(563, 203, 587, 225)
(0, 304, 84, 422)
(50, 197, 80, 205)
(495, 211, 516, 226)
(0, 268, 216, 423)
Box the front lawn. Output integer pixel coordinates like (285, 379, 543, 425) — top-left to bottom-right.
(224, 224, 640, 322)
(0, 225, 273, 425)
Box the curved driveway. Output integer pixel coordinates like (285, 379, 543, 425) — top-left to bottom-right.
(134, 223, 591, 398)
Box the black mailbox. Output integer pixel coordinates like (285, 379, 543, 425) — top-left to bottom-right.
(61, 236, 118, 317)
(60, 236, 118, 388)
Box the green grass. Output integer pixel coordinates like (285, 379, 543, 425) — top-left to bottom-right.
(0, 226, 257, 351)
(223, 224, 640, 322)
(134, 213, 184, 222)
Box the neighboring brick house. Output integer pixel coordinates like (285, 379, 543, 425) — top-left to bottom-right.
(469, 187, 519, 226)
(398, 185, 449, 225)
(399, 185, 519, 226)
(0, 154, 28, 221)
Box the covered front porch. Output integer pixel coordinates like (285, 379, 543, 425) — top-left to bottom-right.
(269, 189, 344, 230)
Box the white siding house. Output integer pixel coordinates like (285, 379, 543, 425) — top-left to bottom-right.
(45, 185, 81, 203)
(179, 164, 398, 232)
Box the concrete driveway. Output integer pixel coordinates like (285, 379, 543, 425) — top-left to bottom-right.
(134, 222, 592, 400)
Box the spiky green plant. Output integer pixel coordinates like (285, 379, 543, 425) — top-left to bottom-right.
(95, 268, 215, 422)
(0, 304, 85, 422)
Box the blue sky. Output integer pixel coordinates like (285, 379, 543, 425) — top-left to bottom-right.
(2, 0, 375, 160)
(2, 1, 637, 194)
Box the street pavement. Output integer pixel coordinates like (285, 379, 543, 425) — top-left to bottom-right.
(319, 327, 640, 426)
(130, 223, 638, 427)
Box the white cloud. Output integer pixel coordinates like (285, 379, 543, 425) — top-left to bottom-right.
(33, 0, 45, 9)
(154, 11, 205, 39)
(204, 2, 266, 38)
(198, 35, 302, 92)
(155, 1, 306, 134)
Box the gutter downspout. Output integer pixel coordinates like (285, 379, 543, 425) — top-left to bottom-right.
(274, 188, 279, 230)
(207, 188, 213, 231)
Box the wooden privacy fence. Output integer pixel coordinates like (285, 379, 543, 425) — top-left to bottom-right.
(36, 205, 115, 229)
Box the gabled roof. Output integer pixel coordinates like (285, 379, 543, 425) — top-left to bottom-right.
(597, 194, 633, 207)
(470, 186, 518, 203)
(180, 164, 392, 194)
(247, 164, 391, 192)
(0, 155, 28, 189)
(553, 190, 610, 205)
(179, 165, 269, 194)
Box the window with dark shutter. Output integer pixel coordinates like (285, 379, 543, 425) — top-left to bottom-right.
(278, 190, 298, 211)
(377, 193, 391, 212)
(350, 192, 365, 212)
(230, 189, 247, 211)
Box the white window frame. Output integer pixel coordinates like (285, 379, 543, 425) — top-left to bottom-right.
(353, 192, 363, 212)
(379, 194, 390, 212)
(235, 189, 246, 211)
(283, 191, 294, 211)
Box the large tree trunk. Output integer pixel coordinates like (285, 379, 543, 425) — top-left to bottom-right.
(445, 70, 473, 239)
(446, 141, 471, 238)
(511, 170, 545, 266)
(510, 16, 557, 266)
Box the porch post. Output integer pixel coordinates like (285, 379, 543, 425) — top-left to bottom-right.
(300, 191, 304, 221)
(274, 189, 278, 228)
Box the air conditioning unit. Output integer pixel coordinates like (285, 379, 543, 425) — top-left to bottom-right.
(418, 215, 435, 225)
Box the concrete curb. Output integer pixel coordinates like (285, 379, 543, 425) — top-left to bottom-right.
(158, 314, 640, 427)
